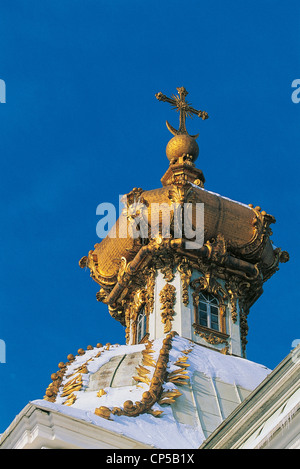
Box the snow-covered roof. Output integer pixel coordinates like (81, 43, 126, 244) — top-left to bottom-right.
(34, 335, 271, 449)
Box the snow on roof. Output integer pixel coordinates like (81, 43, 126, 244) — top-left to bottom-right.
(190, 183, 252, 210)
(32, 336, 271, 449)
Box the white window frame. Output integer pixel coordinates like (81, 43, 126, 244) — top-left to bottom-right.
(197, 292, 220, 331)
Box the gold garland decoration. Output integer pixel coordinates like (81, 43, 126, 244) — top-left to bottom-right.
(159, 283, 176, 333)
(94, 332, 191, 420)
(44, 343, 105, 404)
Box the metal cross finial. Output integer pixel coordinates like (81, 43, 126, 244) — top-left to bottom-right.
(155, 86, 208, 137)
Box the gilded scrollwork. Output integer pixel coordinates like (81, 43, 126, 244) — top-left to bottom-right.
(153, 252, 175, 282)
(191, 273, 228, 307)
(193, 326, 229, 346)
(225, 276, 240, 323)
(231, 206, 276, 262)
(204, 234, 228, 265)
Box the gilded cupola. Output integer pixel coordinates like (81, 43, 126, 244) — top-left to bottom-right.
(79, 87, 289, 358)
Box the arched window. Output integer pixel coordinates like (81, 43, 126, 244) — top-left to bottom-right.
(136, 307, 147, 343)
(197, 292, 219, 331)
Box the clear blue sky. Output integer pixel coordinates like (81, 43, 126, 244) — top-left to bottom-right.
(0, 0, 299, 433)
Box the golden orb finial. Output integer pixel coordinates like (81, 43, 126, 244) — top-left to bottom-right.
(155, 86, 208, 164)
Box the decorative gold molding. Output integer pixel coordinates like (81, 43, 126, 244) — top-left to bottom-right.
(205, 234, 228, 266)
(193, 323, 229, 346)
(159, 283, 176, 333)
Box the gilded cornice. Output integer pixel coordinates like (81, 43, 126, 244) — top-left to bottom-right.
(89, 233, 277, 355)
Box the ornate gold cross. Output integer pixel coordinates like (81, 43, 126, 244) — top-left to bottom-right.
(155, 86, 208, 137)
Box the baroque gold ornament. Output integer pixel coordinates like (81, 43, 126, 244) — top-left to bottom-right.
(95, 332, 179, 420)
(159, 283, 176, 333)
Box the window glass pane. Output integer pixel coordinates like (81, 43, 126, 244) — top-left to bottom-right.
(211, 314, 219, 324)
(199, 292, 209, 301)
(199, 306, 207, 325)
(199, 315, 207, 327)
(142, 315, 147, 337)
(196, 292, 222, 332)
(137, 308, 146, 342)
(207, 293, 215, 302)
(210, 297, 219, 305)
(137, 323, 142, 342)
(210, 308, 219, 330)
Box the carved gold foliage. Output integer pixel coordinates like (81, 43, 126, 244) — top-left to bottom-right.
(166, 347, 192, 387)
(168, 184, 194, 205)
(95, 333, 177, 420)
(193, 327, 229, 346)
(133, 345, 155, 385)
(159, 283, 176, 333)
(205, 234, 228, 265)
(154, 255, 175, 282)
(191, 273, 227, 304)
(44, 344, 102, 403)
(158, 389, 182, 405)
(145, 267, 156, 315)
(135, 364, 151, 376)
(63, 393, 77, 406)
(174, 356, 190, 369)
(61, 375, 83, 397)
(133, 374, 151, 386)
(177, 258, 192, 306)
(225, 277, 239, 323)
(225, 276, 252, 324)
(167, 369, 190, 385)
(161, 265, 175, 282)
